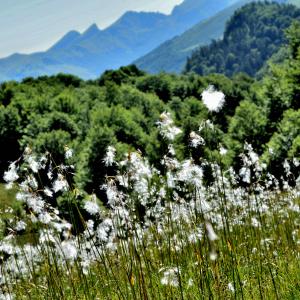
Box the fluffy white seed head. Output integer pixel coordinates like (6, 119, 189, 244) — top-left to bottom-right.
(201, 85, 225, 112)
(103, 146, 116, 167)
(3, 163, 19, 183)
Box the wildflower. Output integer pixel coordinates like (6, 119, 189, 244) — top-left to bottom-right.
(168, 144, 176, 156)
(15, 220, 26, 232)
(177, 159, 203, 188)
(61, 240, 78, 260)
(3, 163, 19, 183)
(228, 282, 235, 293)
(53, 174, 69, 193)
(0, 242, 14, 255)
(39, 229, 57, 244)
(160, 267, 179, 287)
(189, 131, 205, 148)
(38, 212, 52, 224)
(209, 250, 218, 261)
(47, 168, 53, 180)
(5, 182, 13, 190)
(293, 158, 299, 167)
(220, 146, 228, 155)
(157, 112, 181, 141)
(86, 219, 94, 231)
(64, 146, 73, 159)
(80, 260, 90, 275)
(0, 292, 14, 300)
(251, 217, 260, 228)
(188, 278, 194, 287)
(26, 196, 45, 213)
(103, 146, 116, 166)
(84, 200, 100, 215)
(201, 85, 225, 112)
(199, 119, 214, 130)
(44, 187, 53, 197)
(283, 159, 291, 176)
(27, 175, 38, 189)
(104, 181, 119, 207)
(96, 226, 109, 243)
(27, 155, 40, 173)
(239, 167, 251, 184)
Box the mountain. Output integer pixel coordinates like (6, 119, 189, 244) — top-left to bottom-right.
(184, 1, 300, 77)
(134, 0, 254, 73)
(0, 0, 240, 81)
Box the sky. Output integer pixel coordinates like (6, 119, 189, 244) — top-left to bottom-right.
(0, 0, 183, 58)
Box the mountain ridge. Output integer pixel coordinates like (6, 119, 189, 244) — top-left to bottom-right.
(0, 0, 240, 81)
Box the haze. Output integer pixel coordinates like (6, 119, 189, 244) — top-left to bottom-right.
(0, 0, 183, 58)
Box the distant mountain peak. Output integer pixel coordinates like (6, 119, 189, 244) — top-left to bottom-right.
(50, 30, 81, 51)
(83, 23, 100, 36)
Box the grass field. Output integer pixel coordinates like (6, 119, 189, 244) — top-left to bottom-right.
(0, 184, 16, 208)
(0, 146, 300, 299)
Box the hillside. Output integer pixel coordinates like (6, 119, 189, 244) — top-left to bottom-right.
(185, 2, 300, 77)
(0, 0, 240, 81)
(134, 0, 253, 73)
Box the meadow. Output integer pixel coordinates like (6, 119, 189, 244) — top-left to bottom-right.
(0, 112, 299, 300)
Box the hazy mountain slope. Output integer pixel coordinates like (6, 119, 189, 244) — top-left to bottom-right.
(0, 0, 240, 81)
(134, 0, 252, 73)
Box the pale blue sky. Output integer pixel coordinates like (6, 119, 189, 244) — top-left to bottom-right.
(0, 0, 183, 58)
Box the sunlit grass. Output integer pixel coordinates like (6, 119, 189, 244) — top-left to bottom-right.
(0, 183, 16, 209)
(0, 118, 299, 300)
(7, 198, 300, 300)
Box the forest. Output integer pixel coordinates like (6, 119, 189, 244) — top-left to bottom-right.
(185, 2, 300, 76)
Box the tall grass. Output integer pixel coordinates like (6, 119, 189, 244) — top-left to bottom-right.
(0, 113, 299, 300)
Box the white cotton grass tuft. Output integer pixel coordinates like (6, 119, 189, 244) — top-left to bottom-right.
(228, 282, 235, 293)
(157, 112, 182, 141)
(15, 220, 27, 232)
(189, 131, 205, 148)
(64, 146, 73, 159)
(209, 250, 218, 261)
(160, 267, 180, 287)
(52, 174, 69, 193)
(84, 200, 100, 215)
(103, 146, 116, 166)
(201, 85, 225, 112)
(61, 240, 78, 260)
(3, 162, 19, 183)
(220, 146, 228, 156)
(0, 292, 14, 300)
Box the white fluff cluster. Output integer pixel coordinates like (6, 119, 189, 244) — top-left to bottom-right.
(157, 112, 182, 141)
(160, 267, 180, 287)
(103, 146, 116, 166)
(201, 85, 225, 112)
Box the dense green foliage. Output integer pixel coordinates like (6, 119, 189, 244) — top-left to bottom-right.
(185, 2, 300, 77)
(0, 17, 299, 204)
